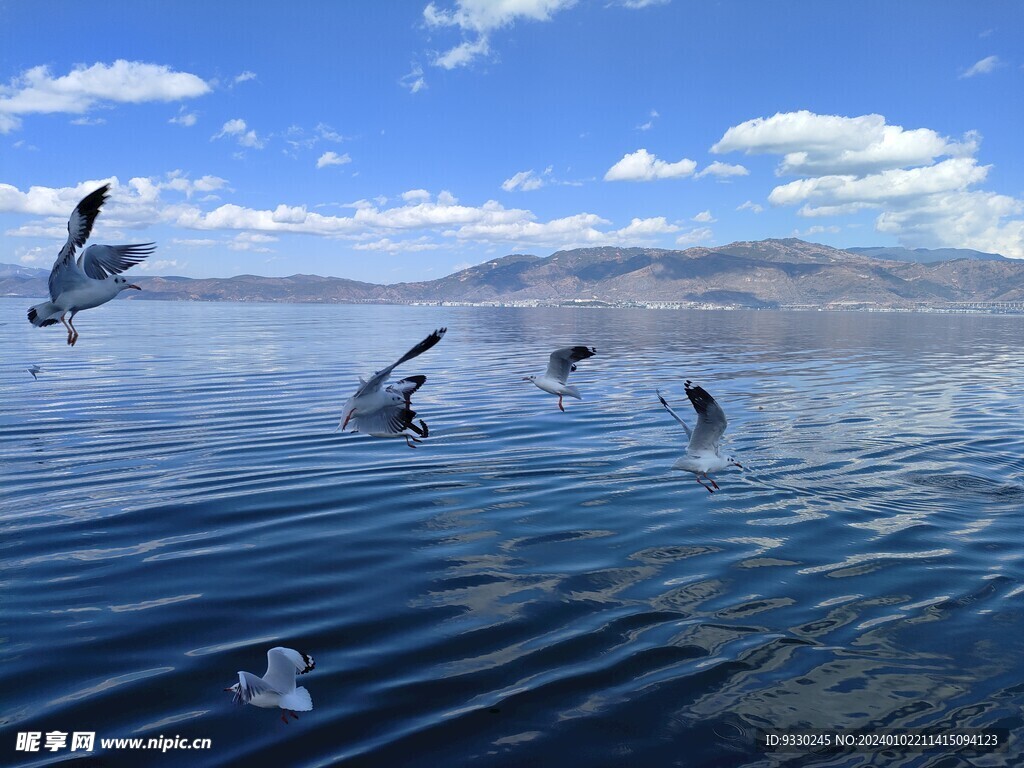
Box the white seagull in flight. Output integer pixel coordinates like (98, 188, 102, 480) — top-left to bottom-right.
(338, 328, 447, 448)
(27, 184, 155, 346)
(225, 647, 316, 724)
(658, 381, 743, 493)
(523, 345, 596, 411)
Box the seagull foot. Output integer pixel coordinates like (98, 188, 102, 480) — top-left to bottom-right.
(558, 396, 565, 412)
(709, 478, 720, 490)
(281, 713, 289, 725)
(289, 711, 299, 721)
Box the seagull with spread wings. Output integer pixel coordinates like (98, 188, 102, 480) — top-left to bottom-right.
(523, 345, 597, 411)
(658, 380, 743, 493)
(338, 328, 447, 448)
(27, 184, 155, 346)
(224, 647, 316, 724)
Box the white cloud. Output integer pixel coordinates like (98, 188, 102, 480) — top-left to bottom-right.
(233, 71, 257, 85)
(401, 63, 427, 93)
(712, 110, 976, 176)
(736, 200, 764, 214)
(169, 106, 198, 127)
(17, 246, 53, 265)
(0, 60, 209, 133)
(795, 225, 841, 237)
(229, 232, 278, 252)
(695, 161, 749, 179)
(70, 116, 106, 126)
(618, 0, 669, 7)
(692, 210, 715, 223)
(213, 118, 265, 149)
(502, 169, 544, 191)
(960, 55, 1001, 78)
(423, 0, 577, 69)
(401, 189, 433, 203)
(675, 227, 713, 246)
(614, 216, 679, 238)
(316, 151, 351, 169)
(604, 148, 697, 181)
(353, 237, 441, 252)
(172, 238, 218, 247)
(768, 157, 989, 207)
(714, 109, 1024, 257)
(136, 259, 182, 272)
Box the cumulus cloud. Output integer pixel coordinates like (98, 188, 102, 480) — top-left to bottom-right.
(675, 227, 713, 246)
(736, 200, 764, 213)
(213, 118, 265, 149)
(1, 177, 688, 257)
(713, 109, 1024, 257)
(960, 55, 1001, 78)
(695, 161, 749, 179)
(0, 60, 210, 133)
(316, 151, 351, 169)
(604, 148, 697, 181)
(692, 210, 715, 223)
(423, 0, 578, 69)
(502, 169, 544, 191)
(712, 110, 976, 176)
(169, 106, 198, 127)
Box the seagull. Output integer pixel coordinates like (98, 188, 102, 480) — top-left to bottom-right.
(338, 328, 447, 448)
(224, 647, 316, 724)
(27, 184, 155, 346)
(658, 381, 743, 493)
(523, 346, 596, 411)
(28, 365, 42, 380)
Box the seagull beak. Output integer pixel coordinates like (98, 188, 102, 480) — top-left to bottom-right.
(521, 377, 531, 382)
(223, 687, 234, 692)
(341, 410, 354, 430)
(128, 284, 141, 290)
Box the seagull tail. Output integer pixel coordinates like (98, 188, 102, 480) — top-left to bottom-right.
(281, 686, 313, 712)
(27, 302, 62, 327)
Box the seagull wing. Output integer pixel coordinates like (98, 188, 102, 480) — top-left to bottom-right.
(352, 403, 419, 435)
(656, 389, 691, 438)
(263, 647, 315, 694)
(356, 328, 446, 396)
(48, 184, 110, 300)
(233, 671, 278, 704)
(685, 380, 727, 454)
(545, 346, 596, 384)
(79, 243, 156, 280)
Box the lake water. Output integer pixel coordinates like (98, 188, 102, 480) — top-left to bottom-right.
(2, 297, 1023, 767)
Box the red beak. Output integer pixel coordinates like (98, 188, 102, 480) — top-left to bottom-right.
(341, 411, 354, 430)
(129, 284, 142, 290)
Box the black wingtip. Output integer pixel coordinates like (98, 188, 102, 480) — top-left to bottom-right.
(300, 652, 315, 674)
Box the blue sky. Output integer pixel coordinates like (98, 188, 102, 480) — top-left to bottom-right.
(1, 1, 1021, 282)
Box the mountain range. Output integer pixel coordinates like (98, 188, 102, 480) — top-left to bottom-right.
(3, 239, 1023, 309)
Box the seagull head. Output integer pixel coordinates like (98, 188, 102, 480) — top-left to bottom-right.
(338, 398, 357, 431)
(113, 276, 141, 291)
(727, 457, 743, 470)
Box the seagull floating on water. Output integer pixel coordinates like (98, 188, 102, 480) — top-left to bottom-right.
(523, 346, 596, 411)
(338, 328, 447, 448)
(225, 647, 315, 724)
(28, 365, 42, 380)
(658, 381, 743, 493)
(27, 184, 155, 346)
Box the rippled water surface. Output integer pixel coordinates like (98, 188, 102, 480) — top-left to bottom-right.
(3, 298, 1024, 767)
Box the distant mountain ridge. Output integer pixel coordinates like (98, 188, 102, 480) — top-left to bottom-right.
(845, 246, 1006, 263)
(3, 239, 1023, 309)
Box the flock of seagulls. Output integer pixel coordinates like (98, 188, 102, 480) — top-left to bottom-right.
(24, 186, 747, 721)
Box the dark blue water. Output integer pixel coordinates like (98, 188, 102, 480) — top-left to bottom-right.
(2, 298, 1023, 767)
